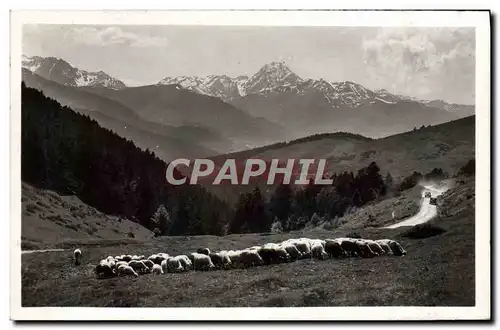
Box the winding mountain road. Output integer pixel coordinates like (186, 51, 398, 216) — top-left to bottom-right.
(385, 181, 451, 229)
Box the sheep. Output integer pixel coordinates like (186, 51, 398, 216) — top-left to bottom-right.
(106, 257, 116, 269)
(128, 260, 150, 273)
(279, 243, 302, 261)
(337, 238, 362, 257)
(311, 240, 329, 260)
(73, 249, 82, 266)
(258, 243, 290, 265)
(227, 250, 243, 269)
(175, 255, 192, 271)
(239, 249, 265, 268)
(376, 239, 407, 256)
(363, 239, 385, 256)
(148, 253, 169, 265)
(115, 261, 128, 269)
(164, 257, 184, 273)
(354, 239, 377, 258)
(375, 240, 393, 255)
(151, 264, 164, 275)
(116, 264, 139, 277)
(209, 252, 226, 269)
(197, 247, 211, 255)
(141, 259, 155, 268)
(283, 238, 312, 259)
(122, 255, 133, 262)
(161, 259, 169, 273)
(324, 239, 346, 258)
(131, 255, 145, 261)
(95, 259, 115, 279)
(189, 253, 215, 271)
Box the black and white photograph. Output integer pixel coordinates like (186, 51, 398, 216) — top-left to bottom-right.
(9, 10, 491, 321)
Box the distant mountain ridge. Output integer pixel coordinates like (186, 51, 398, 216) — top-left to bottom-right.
(157, 61, 474, 111)
(22, 55, 127, 90)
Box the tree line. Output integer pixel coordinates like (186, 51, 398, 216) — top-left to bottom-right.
(22, 83, 232, 236)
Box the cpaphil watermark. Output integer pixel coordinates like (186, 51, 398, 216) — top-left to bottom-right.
(166, 158, 334, 185)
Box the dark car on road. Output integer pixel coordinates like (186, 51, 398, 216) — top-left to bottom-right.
(429, 197, 437, 205)
(424, 192, 432, 198)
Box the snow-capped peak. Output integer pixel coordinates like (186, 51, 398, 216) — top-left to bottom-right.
(22, 55, 127, 90)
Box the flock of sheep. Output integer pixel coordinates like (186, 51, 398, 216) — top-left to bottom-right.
(81, 236, 407, 279)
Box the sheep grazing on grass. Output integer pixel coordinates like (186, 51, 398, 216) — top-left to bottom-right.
(337, 238, 362, 258)
(128, 260, 150, 274)
(197, 247, 211, 255)
(122, 255, 133, 262)
(227, 250, 242, 269)
(95, 259, 115, 279)
(151, 264, 164, 275)
(376, 239, 407, 256)
(115, 261, 128, 269)
(363, 239, 386, 256)
(164, 256, 184, 273)
(258, 243, 290, 265)
(282, 239, 312, 259)
(209, 252, 232, 270)
(310, 240, 329, 260)
(141, 259, 155, 268)
(279, 243, 302, 261)
(175, 255, 192, 272)
(239, 249, 265, 268)
(116, 265, 139, 277)
(73, 249, 82, 266)
(324, 239, 346, 258)
(189, 253, 215, 271)
(375, 240, 393, 255)
(354, 239, 377, 258)
(148, 253, 169, 265)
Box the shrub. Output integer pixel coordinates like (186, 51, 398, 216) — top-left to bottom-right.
(270, 220, 283, 233)
(402, 222, 446, 239)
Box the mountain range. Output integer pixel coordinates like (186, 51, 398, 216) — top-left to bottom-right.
(21, 55, 475, 160)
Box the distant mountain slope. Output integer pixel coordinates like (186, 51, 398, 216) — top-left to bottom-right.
(22, 55, 127, 90)
(22, 182, 154, 247)
(201, 116, 474, 204)
(100, 84, 288, 150)
(214, 115, 475, 180)
(22, 69, 223, 161)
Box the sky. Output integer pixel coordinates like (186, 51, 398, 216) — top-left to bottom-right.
(22, 25, 475, 105)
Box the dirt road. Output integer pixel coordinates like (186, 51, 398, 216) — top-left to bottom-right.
(386, 181, 452, 229)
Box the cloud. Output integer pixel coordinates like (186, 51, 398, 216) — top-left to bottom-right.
(65, 26, 169, 48)
(361, 28, 475, 103)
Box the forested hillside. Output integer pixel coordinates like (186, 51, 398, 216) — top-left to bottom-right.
(21, 83, 233, 236)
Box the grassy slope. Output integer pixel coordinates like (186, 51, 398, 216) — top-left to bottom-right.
(21, 183, 154, 249)
(21, 178, 474, 307)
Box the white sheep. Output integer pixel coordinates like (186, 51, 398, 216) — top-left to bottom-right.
(151, 263, 164, 275)
(164, 257, 184, 273)
(362, 239, 385, 256)
(239, 249, 264, 268)
(128, 260, 150, 273)
(116, 264, 139, 277)
(95, 259, 115, 278)
(189, 252, 215, 271)
(376, 239, 407, 256)
(227, 250, 242, 269)
(311, 240, 328, 260)
(141, 259, 155, 268)
(175, 255, 192, 271)
(279, 243, 303, 261)
(73, 248, 82, 266)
